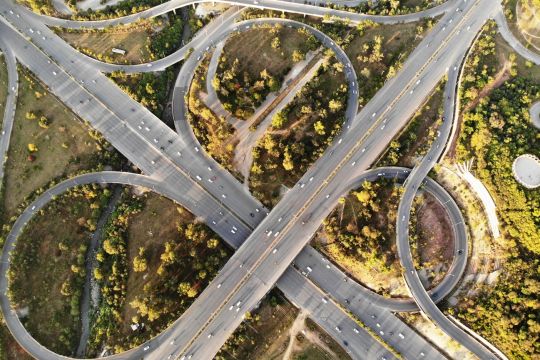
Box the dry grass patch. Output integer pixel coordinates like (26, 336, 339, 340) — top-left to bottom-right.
(3, 69, 106, 220)
(121, 191, 192, 334)
(57, 22, 154, 64)
(0, 55, 7, 129)
(293, 318, 351, 360)
(413, 192, 455, 287)
(221, 26, 313, 79)
(218, 290, 300, 360)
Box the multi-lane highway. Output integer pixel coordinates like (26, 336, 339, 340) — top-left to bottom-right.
(0, 0, 511, 359)
(0, 170, 402, 360)
(394, 24, 508, 360)
(138, 0, 504, 358)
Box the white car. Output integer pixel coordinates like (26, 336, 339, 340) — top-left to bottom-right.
(143, 346, 150, 351)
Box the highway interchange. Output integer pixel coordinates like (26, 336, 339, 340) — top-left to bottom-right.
(0, 0, 520, 359)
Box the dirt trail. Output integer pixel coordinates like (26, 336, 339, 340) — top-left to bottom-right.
(283, 311, 308, 360)
(282, 311, 340, 360)
(447, 59, 511, 159)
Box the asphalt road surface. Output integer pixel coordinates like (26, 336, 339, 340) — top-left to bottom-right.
(394, 18, 508, 360)
(0, 171, 399, 360)
(144, 1, 504, 358)
(30, 0, 453, 29)
(0, 42, 17, 189)
(0, 0, 507, 359)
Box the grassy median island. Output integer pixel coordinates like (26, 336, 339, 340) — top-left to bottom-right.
(1, 68, 120, 221)
(7, 185, 110, 356)
(56, 10, 190, 65)
(214, 24, 319, 120)
(110, 70, 173, 118)
(217, 290, 350, 360)
(86, 189, 231, 356)
(445, 22, 540, 359)
(379, 80, 445, 167)
(313, 176, 453, 298)
(0, 55, 7, 130)
(187, 54, 241, 177)
(249, 54, 347, 208)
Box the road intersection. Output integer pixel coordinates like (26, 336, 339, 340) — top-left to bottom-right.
(0, 0, 513, 359)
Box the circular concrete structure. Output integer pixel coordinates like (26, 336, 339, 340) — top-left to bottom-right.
(512, 154, 540, 189)
(530, 101, 540, 129)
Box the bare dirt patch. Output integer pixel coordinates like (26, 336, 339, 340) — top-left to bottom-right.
(413, 192, 455, 287)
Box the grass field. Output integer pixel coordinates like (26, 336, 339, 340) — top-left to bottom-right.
(221, 26, 314, 80)
(2, 69, 107, 220)
(8, 186, 108, 356)
(89, 190, 232, 354)
(57, 23, 154, 64)
(0, 55, 7, 130)
(121, 191, 194, 336)
(495, 32, 540, 82)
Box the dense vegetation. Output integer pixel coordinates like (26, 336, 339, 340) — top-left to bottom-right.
(110, 70, 173, 117)
(249, 53, 347, 207)
(215, 25, 319, 120)
(87, 189, 230, 355)
(317, 179, 415, 296)
(188, 57, 238, 175)
(7, 185, 109, 356)
(449, 23, 540, 359)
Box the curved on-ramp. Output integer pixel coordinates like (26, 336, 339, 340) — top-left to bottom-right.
(0, 164, 467, 360)
(395, 24, 508, 360)
(495, 7, 540, 65)
(171, 16, 359, 147)
(32, 0, 453, 74)
(27, 0, 454, 30)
